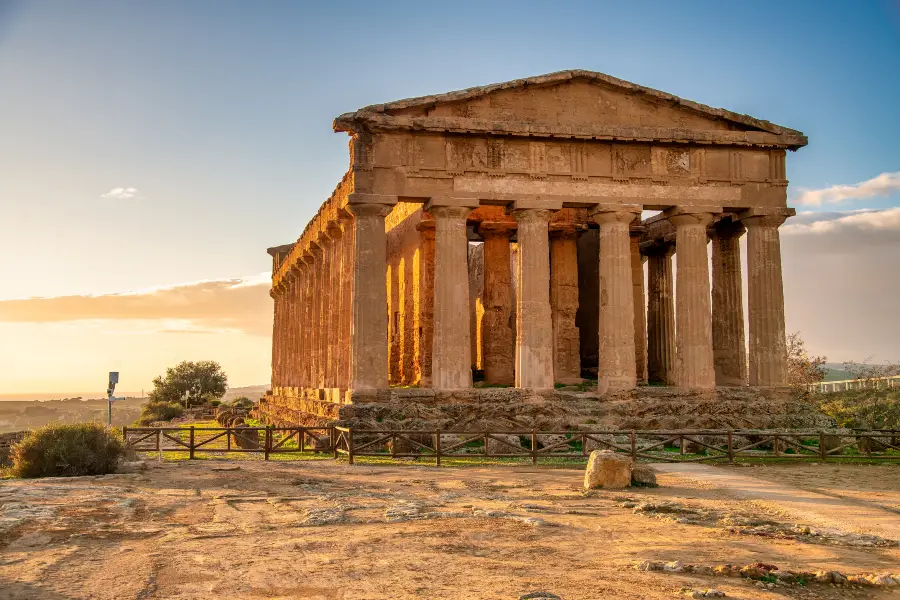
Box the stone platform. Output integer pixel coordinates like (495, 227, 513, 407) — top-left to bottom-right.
(256, 386, 832, 432)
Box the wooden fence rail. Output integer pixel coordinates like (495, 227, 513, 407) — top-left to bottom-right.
(123, 426, 900, 465)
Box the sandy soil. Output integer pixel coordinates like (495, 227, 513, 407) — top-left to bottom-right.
(1, 459, 898, 600)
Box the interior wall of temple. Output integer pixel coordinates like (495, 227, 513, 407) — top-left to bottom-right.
(576, 229, 600, 375)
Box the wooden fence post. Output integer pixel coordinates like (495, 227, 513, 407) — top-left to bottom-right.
(264, 426, 271, 461)
(630, 431, 636, 460)
(347, 428, 354, 465)
(435, 429, 441, 467)
(531, 429, 537, 466)
(331, 427, 338, 459)
(819, 431, 826, 461)
(727, 431, 734, 463)
(189, 426, 195, 460)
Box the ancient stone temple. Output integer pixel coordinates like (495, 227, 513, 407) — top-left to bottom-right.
(260, 70, 812, 430)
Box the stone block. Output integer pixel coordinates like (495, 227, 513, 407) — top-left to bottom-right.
(630, 464, 658, 487)
(584, 450, 632, 489)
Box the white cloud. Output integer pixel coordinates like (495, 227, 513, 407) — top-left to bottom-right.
(782, 207, 900, 239)
(0, 274, 272, 336)
(100, 186, 140, 200)
(793, 171, 900, 206)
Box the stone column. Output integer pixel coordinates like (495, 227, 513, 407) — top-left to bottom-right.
(645, 242, 675, 385)
(270, 288, 280, 392)
(338, 211, 354, 391)
(630, 223, 648, 384)
(667, 208, 718, 390)
(294, 261, 306, 390)
(285, 272, 296, 390)
(300, 253, 314, 390)
(415, 219, 436, 387)
(549, 224, 581, 384)
(427, 201, 475, 390)
(742, 209, 793, 386)
(479, 221, 515, 385)
(512, 208, 555, 389)
(347, 201, 393, 390)
(711, 218, 747, 386)
(324, 224, 342, 390)
(592, 205, 641, 391)
(309, 241, 324, 389)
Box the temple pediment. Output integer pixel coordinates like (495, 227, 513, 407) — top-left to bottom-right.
(335, 70, 807, 149)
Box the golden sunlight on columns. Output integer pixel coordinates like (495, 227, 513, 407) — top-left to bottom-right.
(300, 253, 315, 390)
(338, 211, 354, 391)
(630, 221, 648, 384)
(645, 241, 675, 385)
(592, 205, 641, 392)
(310, 240, 325, 389)
(269, 288, 280, 392)
(347, 200, 394, 391)
(324, 223, 343, 390)
(741, 208, 794, 386)
(710, 218, 747, 386)
(667, 207, 719, 390)
(512, 206, 555, 390)
(285, 271, 298, 390)
(427, 199, 477, 390)
(478, 221, 515, 386)
(549, 223, 581, 385)
(415, 219, 436, 387)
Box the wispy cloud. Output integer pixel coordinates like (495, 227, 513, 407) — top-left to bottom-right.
(0, 274, 272, 336)
(793, 171, 900, 206)
(782, 207, 900, 240)
(101, 187, 140, 200)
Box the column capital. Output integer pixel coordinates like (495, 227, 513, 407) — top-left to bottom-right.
(640, 239, 675, 257)
(324, 221, 343, 239)
(346, 202, 393, 218)
(591, 203, 641, 226)
(309, 241, 324, 257)
(739, 207, 795, 228)
(665, 206, 721, 228)
(300, 251, 315, 265)
(709, 215, 746, 238)
(548, 222, 579, 239)
(478, 220, 517, 237)
(347, 193, 398, 206)
(416, 218, 436, 238)
(428, 205, 473, 220)
(511, 207, 554, 223)
(425, 196, 479, 211)
(269, 288, 277, 299)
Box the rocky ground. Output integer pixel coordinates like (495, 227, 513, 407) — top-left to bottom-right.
(0, 459, 898, 599)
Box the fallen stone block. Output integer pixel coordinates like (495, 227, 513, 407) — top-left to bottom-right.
(584, 450, 632, 490)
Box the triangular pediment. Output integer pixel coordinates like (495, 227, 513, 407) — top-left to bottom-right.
(334, 70, 806, 149)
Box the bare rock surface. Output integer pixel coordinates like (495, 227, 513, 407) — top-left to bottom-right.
(0, 460, 897, 599)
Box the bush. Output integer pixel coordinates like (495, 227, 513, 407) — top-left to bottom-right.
(135, 401, 184, 426)
(10, 423, 125, 478)
(230, 397, 254, 411)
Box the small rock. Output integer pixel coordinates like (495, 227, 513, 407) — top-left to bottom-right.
(116, 460, 147, 474)
(663, 560, 684, 573)
(519, 593, 561, 600)
(211, 466, 241, 472)
(631, 464, 658, 487)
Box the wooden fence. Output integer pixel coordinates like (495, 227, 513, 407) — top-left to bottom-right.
(122, 426, 331, 460)
(124, 426, 900, 465)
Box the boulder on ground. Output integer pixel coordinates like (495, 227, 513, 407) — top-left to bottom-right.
(631, 464, 658, 487)
(584, 450, 632, 490)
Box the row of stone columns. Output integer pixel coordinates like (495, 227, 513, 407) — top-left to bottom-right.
(278, 197, 790, 395)
(270, 211, 356, 395)
(644, 209, 790, 390)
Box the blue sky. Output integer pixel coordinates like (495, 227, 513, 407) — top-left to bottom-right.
(0, 1, 898, 392)
(2, 0, 898, 298)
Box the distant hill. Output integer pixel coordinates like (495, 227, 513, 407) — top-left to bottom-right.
(221, 385, 269, 402)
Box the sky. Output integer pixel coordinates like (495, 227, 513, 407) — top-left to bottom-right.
(0, 0, 899, 397)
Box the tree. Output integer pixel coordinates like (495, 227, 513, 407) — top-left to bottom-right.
(785, 332, 827, 391)
(148, 361, 228, 408)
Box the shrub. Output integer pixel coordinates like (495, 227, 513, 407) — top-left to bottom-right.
(135, 401, 184, 426)
(230, 396, 254, 411)
(10, 422, 125, 478)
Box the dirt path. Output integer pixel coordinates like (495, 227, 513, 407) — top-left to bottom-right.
(652, 463, 900, 542)
(1, 460, 898, 599)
